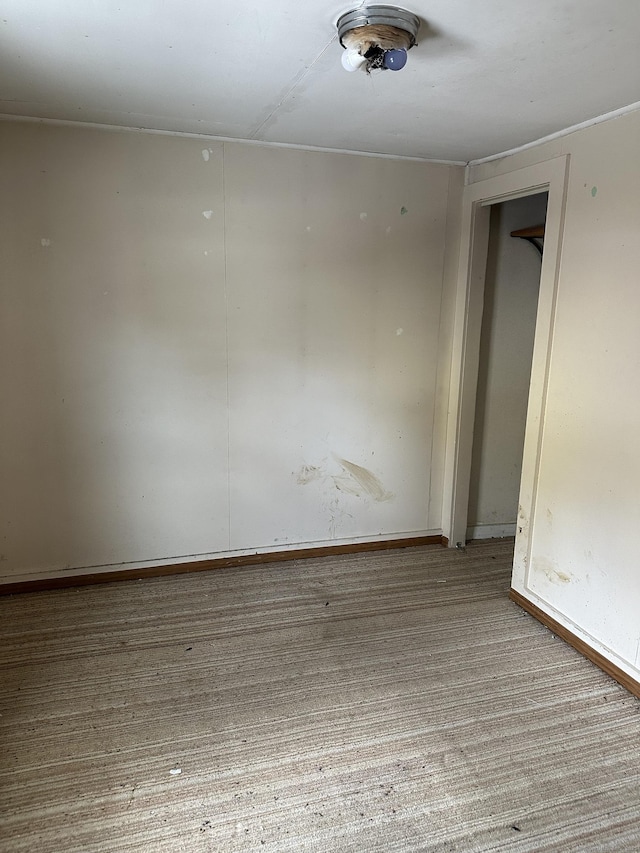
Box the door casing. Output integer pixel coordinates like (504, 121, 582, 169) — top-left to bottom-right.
(442, 156, 570, 587)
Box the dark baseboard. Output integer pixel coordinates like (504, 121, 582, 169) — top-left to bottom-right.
(510, 588, 640, 699)
(0, 535, 447, 596)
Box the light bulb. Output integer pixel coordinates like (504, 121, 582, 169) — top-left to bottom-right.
(341, 49, 366, 72)
(383, 49, 407, 71)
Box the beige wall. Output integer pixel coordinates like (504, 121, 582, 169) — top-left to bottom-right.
(467, 192, 548, 538)
(0, 122, 462, 582)
(470, 110, 640, 680)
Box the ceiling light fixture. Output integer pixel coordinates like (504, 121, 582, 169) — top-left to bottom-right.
(336, 5, 420, 73)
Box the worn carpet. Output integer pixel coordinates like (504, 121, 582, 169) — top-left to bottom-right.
(1, 540, 639, 852)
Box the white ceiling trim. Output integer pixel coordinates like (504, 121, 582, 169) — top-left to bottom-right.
(0, 112, 466, 166)
(469, 100, 640, 166)
(3, 100, 639, 169)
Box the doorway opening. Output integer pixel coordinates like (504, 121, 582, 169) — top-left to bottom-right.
(442, 154, 567, 561)
(466, 192, 548, 542)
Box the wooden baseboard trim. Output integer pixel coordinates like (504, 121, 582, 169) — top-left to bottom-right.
(0, 535, 447, 596)
(510, 588, 640, 699)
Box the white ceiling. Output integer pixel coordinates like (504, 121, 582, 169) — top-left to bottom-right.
(1, 1, 639, 162)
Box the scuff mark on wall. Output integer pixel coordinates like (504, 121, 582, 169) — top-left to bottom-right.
(324, 495, 354, 540)
(534, 556, 572, 584)
(296, 465, 323, 485)
(334, 457, 393, 502)
(332, 470, 364, 498)
(294, 456, 393, 503)
(517, 503, 529, 537)
(548, 567, 571, 583)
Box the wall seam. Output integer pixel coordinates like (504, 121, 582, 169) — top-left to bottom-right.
(222, 143, 232, 551)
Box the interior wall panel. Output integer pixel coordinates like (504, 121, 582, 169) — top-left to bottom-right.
(0, 121, 459, 583)
(0, 125, 229, 578)
(224, 145, 450, 548)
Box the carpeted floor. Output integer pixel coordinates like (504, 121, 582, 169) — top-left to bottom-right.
(1, 539, 639, 852)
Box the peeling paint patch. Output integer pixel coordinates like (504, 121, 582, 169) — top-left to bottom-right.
(400, 206, 408, 215)
(202, 210, 213, 220)
(201, 149, 210, 162)
(40, 238, 52, 247)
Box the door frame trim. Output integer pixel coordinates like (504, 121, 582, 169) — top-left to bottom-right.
(442, 156, 570, 561)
